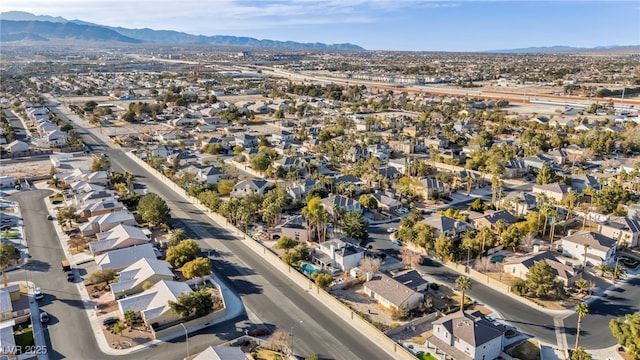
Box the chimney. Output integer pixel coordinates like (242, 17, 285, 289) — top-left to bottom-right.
(366, 271, 372, 282)
(330, 244, 336, 266)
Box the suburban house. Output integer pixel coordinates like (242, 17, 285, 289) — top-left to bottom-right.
(192, 346, 249, 360)
(271, 130, 294, 144)
(197, 166, 223, 185)
(363, 273, 424, 310)
(419, 177, 451, 198)
(77, 199, 125, 221)
(71, 190, 115, 207)
(271, 215, 309, 242)
(95, 243, 159, 270)
(392, 270, 429, 292)
(286, 178, 319, 203)
(427, 310, 505, 360)
(570, 174, 600, 193)
(503, 159, 528, 179)
(5, 140, 29, 153)
(234, 133, 258, 148)
(532, 182, 571, 202)
(500, 191, 538, 217)
(118, 280, 192, 329)
(230, 178, 270, 198)
(598, 217, 640, 248)
(0, 284, 31, 359)
(371, 191, 402, 212)
(321, 194, 362, 216)
(90, 224, 151, 256)
(503, 251, 581, 286)
(560, 231, 617, 266)
(111, 258, 175, 298)
(421, 213, 474, 239)
(79, 210, 137, 237)
(312, 239, 365, 272)
(469, 210, 517, 231)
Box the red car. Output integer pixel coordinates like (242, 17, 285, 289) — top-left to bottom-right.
(249, 328, 271, 336)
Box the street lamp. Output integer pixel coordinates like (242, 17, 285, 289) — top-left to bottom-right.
(289, 320, 303, 356)
(179, 322, 189, 359)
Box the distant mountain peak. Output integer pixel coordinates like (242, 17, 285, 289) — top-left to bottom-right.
(486, 45, 640, 53)
(0, 11, 364, 51)
(0, 11, 67, 23)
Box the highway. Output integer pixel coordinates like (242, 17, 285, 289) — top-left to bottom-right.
(43, 98, 393, 359)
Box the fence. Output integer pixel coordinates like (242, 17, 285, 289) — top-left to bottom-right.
(127, 152, 416, 360)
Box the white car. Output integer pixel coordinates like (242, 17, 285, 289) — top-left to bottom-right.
(387, 227, 398, 233)
(34, 287, 44, 301)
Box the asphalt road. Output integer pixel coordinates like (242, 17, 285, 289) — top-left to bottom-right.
(563, 276, 640, 350)
(369, 221, 557, 345)
(44, 100, 393, 359)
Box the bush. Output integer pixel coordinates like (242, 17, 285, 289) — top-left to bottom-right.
(511, 278, 527, 295)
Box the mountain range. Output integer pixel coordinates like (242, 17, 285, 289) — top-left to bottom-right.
(0, 11, 364, 51)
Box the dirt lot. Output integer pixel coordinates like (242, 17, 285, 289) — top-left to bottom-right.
(0, 159, 52, 178)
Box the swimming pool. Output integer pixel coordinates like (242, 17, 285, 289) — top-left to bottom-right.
(300, 262, 320, 275)
(490, 254, 506, 263)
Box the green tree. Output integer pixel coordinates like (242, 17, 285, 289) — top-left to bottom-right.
(341, 210, 369, 244)
(526, 260, 562, 298)
(536, 164, 557, 185)
(89, 268, 118, 287)
(501, 223, 526, 251)
(166, 239, 200, 268)
(575, 302, 589, 350)
(311, 272, 333, 288)
(137, 193, 171, 227)
(358, 194, 377, 210)
(274, 236, 298, 250)
(169, 288, 214, 318)
(571, 347, 592, 360)
(609, 312, 640, 360)
(198, 190, 222, 212)
(169, 228, 186, 247)
(181, 257, 212, 284)
(510, 278, 527, 295)
(91, 156, 111, 172)
(124, 310, 139, 329)
(282, 245, 309, 267)
(0, 244, 17, 287)
(455, 276, 472, 311)
(250, 153, 272, 173)
(594, 183, 629, 214)
(435, 235, 455, 261)
(217, 179, 235, 195)
(56, 206, 78, 228)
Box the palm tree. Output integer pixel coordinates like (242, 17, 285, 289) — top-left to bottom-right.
(595, 263, 610, 277)
(574, 302, 589, 350)
(455, 276, 472, 312)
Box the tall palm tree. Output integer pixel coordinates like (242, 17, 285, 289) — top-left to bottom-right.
(455, 276, 472, 312)
(574, 302, 589, 350)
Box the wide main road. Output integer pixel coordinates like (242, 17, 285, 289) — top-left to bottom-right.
(49, 99, 393, 359)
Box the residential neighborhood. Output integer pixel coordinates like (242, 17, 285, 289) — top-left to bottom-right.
(1, 38, 640, 360)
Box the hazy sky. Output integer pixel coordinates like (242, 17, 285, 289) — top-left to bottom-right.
(1, 0, 639, 51)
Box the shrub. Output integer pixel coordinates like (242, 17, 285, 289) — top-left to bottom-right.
(511, 278, 527, 295)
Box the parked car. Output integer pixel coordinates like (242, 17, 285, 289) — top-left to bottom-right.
(386, 227, 398, 233)
(46, 215, 53, 220)
(249, 328, 271, 336)
(40, 311, 49, 323)
(392, 240, 402, 246)
(65, 271, 74, 282)
(102, 317, 119, 326)
(34, 287, 44, 301)
(0, 225, 11, 231)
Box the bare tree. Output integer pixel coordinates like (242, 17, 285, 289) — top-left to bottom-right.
(359, 257, 381, 280)
(268, 330, 290, 353)
(522, 233, 536, 251)
(400, 248, 422, 269)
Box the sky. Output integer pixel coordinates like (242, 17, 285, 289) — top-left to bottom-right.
(1, 0, 639, 51)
